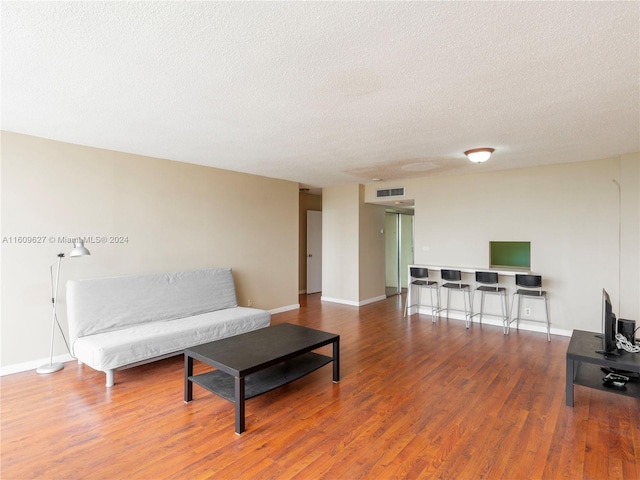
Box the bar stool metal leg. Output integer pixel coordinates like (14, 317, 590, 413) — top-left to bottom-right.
(403, 285, 410, 317)
(464, 289, 471, 328)
(501, 291, 508, 333)
(507, 292, 517, 335)
(430, 287, 438, 323)
(544, 296, 550, 341)
(468, 290, 475, 329)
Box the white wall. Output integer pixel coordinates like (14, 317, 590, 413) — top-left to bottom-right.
(365, 154, 640, 333)
(619, 153, 640, 322)
(1, 132, 299, 371)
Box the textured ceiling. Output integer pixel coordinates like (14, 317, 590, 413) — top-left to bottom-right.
(2, 1, 639, 190)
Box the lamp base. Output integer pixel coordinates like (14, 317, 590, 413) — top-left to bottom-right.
(36, 362, 64, 374)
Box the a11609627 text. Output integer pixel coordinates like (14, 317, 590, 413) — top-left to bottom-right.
(2, 236, 48, 244)
(2, 236, 130, 245)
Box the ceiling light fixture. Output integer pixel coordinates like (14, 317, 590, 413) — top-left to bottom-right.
(464, 148, 495, 163)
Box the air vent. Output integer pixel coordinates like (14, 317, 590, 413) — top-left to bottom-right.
(376, 187, 405, 198)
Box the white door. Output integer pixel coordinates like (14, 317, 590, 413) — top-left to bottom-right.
(306, 210, 322, 294)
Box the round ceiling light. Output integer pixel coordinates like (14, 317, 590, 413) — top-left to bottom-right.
(464, 148, 495, 163)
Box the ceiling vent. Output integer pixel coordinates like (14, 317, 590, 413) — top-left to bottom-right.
(376, 187, 405, 198)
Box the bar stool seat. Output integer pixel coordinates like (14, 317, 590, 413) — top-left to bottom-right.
(507, 274, 550, 341)
(404, 267, 439, 322)
(470, 271, 508, 328)
(437, 269, 471, 327)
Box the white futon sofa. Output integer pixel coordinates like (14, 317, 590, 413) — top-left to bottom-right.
(67, 268, 271, 387)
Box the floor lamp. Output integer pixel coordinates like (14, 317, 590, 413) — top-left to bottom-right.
(36, 239, 91, 374)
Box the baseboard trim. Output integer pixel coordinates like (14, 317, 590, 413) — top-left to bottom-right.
(270, 304, 300, 314)
(409, 307, 572, 337)
(321, 295, 387, 307)
(1, 353, 75, 377)
(358, 295, 388, 306)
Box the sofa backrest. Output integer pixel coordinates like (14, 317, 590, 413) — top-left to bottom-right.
(67, 268, 238, 342)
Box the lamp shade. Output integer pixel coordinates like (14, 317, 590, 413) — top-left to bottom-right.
(68, 239, 91, 257)
(464, 148, 495, 163)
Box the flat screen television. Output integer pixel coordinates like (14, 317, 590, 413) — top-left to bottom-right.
(598, 289, 618, 355)
(489, 241, 530, 269)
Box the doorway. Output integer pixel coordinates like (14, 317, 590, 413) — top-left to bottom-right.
(306, 210, 322, 294)
(385, 212, 414, 297)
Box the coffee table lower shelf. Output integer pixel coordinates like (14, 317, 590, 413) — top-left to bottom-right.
(189, 352, 333, 402)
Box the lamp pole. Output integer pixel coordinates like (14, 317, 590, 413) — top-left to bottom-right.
(36, 254, 65, 374)
(37, 239, 91, 375)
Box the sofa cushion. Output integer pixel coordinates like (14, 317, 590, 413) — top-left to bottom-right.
(72, 306, 270, 371)
(67, 268, 238, 342)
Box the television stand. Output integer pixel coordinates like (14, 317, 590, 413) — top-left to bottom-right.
(601, 366, 640, 379)
(566, 330, 640, 406)
(594, 349, 621, 358)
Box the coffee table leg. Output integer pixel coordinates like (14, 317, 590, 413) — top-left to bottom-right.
(566, 358, 575, 407)
(333, 338, 340, 383)
(184, 355, 193, 403)
(235, 376, 245, 435)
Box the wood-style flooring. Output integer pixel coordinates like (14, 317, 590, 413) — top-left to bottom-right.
(1, 293, 638, 479)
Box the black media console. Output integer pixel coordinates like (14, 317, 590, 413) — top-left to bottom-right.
(566, 329, 640, 406)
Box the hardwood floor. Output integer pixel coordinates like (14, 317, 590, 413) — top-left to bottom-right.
(2, 294, 638, 479)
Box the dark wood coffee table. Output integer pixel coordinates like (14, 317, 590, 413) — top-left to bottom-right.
(184, 323, 340, 434)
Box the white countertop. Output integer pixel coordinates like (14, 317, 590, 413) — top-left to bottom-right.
(410, 264, 531, 276)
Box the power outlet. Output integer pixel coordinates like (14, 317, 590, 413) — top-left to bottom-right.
(524, 307, 531, 316)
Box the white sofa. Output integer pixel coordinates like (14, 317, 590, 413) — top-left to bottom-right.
(66, 268, 270, 387)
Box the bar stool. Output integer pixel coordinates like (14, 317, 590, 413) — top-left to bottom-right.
(470, 271, 508, 328)
(507, 274, 550, 341)
(438, 269, 471, 327)
(403, 267, 439, 321)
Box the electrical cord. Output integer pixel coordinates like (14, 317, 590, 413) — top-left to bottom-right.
(615, 333, 640, 353)
(53, 311, 76, 359)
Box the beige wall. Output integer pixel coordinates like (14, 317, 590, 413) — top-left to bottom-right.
(358, 187, 386, 301)
(298, 191, 322, 292)
(322, 184, 360, 303)
(365, 154, 640, 333)
(1, 132, 299, 370)
(322, 184, 385, 305)
(3, 131, 637, 370)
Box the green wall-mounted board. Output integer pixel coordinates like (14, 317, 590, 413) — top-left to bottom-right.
(490, 241, 531, 269)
